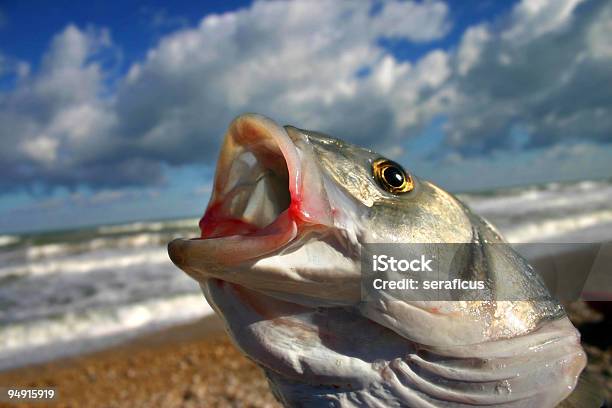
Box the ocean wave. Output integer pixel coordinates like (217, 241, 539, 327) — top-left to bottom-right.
(461, 180, 612, 217)
(1, 178, 611, 371)
(0, 247, 170, 278)
(25, 243, 69, 258)
(0, 293, 213, 370)
(0, 235, 19, 247)
(6, 231, 193, 263)
(504, 209, 612, 243)
(460, 180, 612, 244)
(461, 178, 612, 199)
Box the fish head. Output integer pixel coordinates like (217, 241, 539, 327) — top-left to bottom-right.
(167, 113, 481, 305)
(167, 114, 587, 406)
(167, 114, 550, 318)
(167, 113, 361, 304)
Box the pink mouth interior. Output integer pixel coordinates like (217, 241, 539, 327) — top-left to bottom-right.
(190, 116, 335, 264)
(195, 117, 303, 262)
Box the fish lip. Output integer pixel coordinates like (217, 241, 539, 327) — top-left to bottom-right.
(168, 114, 331, 274)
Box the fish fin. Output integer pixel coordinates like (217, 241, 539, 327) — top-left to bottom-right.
(557, 372, 606, 408)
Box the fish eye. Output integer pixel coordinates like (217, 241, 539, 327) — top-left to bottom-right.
(372, 159, 414, 194)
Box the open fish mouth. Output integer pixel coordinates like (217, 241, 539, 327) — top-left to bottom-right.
(168, 114, 334, 279)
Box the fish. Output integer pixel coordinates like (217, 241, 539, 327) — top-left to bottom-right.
(168, 114, 601, 407)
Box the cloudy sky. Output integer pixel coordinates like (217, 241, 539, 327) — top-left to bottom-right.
(1, 0, 611, 233)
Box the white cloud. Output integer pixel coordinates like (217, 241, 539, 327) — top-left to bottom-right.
(457, 25, 490, 76)
(0, 24, 156, 190)
(48, 104, 113, 142)
(113, 0, 452, 157)
(413, 50, 450, 87)
(586, 2, 612, 59)
(442, 0, 612, 154)
(1, 0, 611, 194)
(371, 0, 451, 41)
(372, 55, 411, 93)
(502, 0, 586, 43)
(20, 136, 60, 164)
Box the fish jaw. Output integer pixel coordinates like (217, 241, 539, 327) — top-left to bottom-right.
(168, 114, 362, 303)
(204, 279, 586, 407)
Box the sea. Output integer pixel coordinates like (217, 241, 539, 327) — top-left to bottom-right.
(1, 178, 611, 370)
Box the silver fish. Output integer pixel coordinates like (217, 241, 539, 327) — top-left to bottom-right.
(168, 114, 597, 407)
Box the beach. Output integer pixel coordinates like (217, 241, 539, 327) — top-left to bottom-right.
(0, 301, 609, 407)
(0, 315, 280, 408)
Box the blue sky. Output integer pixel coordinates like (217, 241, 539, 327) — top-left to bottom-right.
(1, 0, 611, 233)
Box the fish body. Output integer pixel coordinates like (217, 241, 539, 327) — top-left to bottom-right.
(169, 114, 593, 407)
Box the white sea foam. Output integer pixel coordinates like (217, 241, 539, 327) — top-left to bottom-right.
(25, 243, 71, 259)
(460, 179, 612, 243)
(19, 232, 192, 262)
(461, 180, 612, 217)
(0, 293, 213, 370)
(504, 209, 612, 243)
(0, 235, 19, 247)
(0, 247, 170, 278)
(0, 218, 210, 370)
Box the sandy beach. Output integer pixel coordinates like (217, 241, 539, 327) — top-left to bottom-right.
(0, 315, 280, 407)
(0, 300, 608, 407)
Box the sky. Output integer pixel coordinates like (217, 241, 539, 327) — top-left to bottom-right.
(0, 0, 611, 233)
